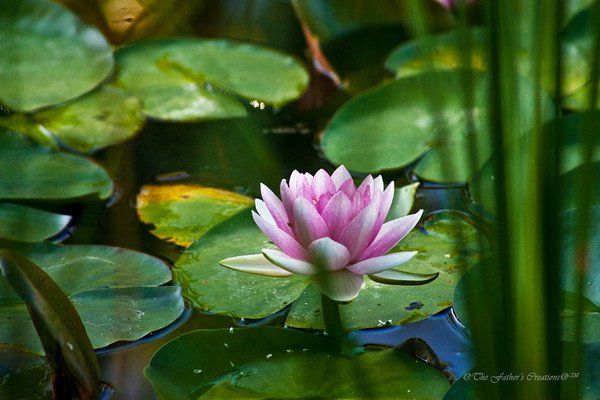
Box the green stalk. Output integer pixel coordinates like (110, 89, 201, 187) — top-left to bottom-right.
(320, 294, 345, 343)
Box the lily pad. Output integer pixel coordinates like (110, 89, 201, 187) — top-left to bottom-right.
(0, 203, 71, 243)
(286, 211, 483, 329)
(0, 86, 145, 153)
(321, 70, 552, 182)
(114, 38, 309, 121)
(137, 184, 253, 247)
(0, 242, 185, 353)
(144, 327, 449, 400)
(175, 208, 482, 328)
(470, 112, 600, 216)
(174, 211, 310, 319)
(454, 206, 600, 343)
(0, 129, 113, 200)
(0, 0, 113, 112)
(384, 27, 588, 96)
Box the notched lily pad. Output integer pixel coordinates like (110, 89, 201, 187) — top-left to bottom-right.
(286, 211, 484, 329)
(0, 0, 114, 112)
(137, 184, 254, 247)
(144, 327, 449, 400)
(114, 38, 309, 121)
(174, 211, 310, 319)
(0, 129, 113, 200)
(176, 208, 483, 329)
(0, 242, 185, 353)
(321, 70, 553, 182)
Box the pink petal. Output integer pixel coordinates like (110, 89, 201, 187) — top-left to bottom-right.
(252, 211, 307, 260)
(261, 183, 292, 234)
(338, 202, 379, 261)
(321, 191, 352, 239)
(338, 178, 356, 198)
(280, 180, 295, 221)
(262, 249, 318, 275)
(360, 209, 423, 260)
(315, 192, 333, 213)
(356, 175, 373, 198)
(308, 237, 350, 271)
(311, 269, 364, 303)
(373, 175, 384, 195)
(255, 199, 275, 224)
(219, 254, 292, 277)
(369, 182, 395, 243)
(346, 251, 418, 275)
(293, 197, 329, 246)
(331, 165, 352, 188)
(312, 169, 336, 196)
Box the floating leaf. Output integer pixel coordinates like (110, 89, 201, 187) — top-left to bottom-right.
(321, 70, 553, 182)
(175, 209, 482, 329)
(114, 38, 309, 121)
(454, 206, 600, 343)
(0, 203, 71, 243)
(286, 211, 483, 329)
(174, 212, 310, 319)
(0, 0, 113, 112)
(470, 112, 600, 215)
(0, 242, 185, 353)
(0, 86, 145, 153)
(384, 27, 588, 96)
(137, 184, 253, 247)
(144, 327, 449, 400)
(0, 130, 112, 200)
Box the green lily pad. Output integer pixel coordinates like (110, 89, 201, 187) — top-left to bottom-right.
(0, 203, 71, 243)
(470, 112, 600, 216)
(384, 27, 588, 96)
(144, 327, 450, 400)
(174, 211, 310, 319)
(176, 208, 482, 328)
(0, 129, 112, 200)
(0, 86, 145, 153)
(286, 211, 483, 329)
(0, 345, 52, 399)
(137, 184, 253, 247)
(114, 38, 309, 121)
(321, 70, 552, 182)
(454, 206, 600, 343)
(0, 242, 185, 353)
(0, 0, 113, 112)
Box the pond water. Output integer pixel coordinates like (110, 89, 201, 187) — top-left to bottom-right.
(57, 109, 478, 399)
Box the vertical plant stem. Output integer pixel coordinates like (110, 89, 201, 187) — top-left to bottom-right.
(320, 294, 345, 342)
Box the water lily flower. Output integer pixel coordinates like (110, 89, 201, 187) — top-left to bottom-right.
(220, 166, 435, 302)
